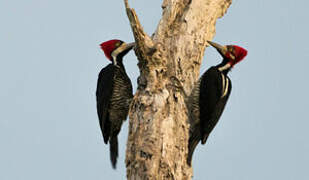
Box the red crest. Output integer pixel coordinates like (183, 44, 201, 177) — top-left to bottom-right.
(229, 45, 248, 66)
(100, 39, 121, 61)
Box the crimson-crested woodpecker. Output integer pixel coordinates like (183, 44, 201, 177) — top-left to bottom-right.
(96, 39, 134, 169)
(187, 41, 247, 165)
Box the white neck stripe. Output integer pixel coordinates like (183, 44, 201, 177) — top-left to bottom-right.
(111, 43, 129, 65)
(222, 77, 229, 98)
(218, 63, 231, 72)
(220, 73, 229, 98)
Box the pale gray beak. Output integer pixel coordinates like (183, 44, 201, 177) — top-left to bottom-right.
(125, 42, 135, 50)
(111, 42, 136, 65)
(207, 41, 227, 57)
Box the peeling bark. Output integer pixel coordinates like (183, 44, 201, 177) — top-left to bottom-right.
(124, 0, 232, 179)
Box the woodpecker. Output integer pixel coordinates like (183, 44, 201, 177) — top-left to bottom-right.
(96, 39, 134, 169)
(187, 41, 247, 165)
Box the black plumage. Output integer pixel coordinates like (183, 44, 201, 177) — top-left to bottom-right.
(199, 66, 231, 144)
(187, 64, 231, 165)
(187, 41, 247, 166)
(96, 40, 134, 169)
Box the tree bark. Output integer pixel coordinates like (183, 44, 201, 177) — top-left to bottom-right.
(124, 0, 232, 179)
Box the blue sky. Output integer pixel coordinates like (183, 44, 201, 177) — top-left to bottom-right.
(1, 0, 308, 179)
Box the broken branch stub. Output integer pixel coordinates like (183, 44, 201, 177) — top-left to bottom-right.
(124, 1, 163, 64)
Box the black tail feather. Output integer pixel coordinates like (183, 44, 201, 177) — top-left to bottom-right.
(187, 130, 201, 166)
(110, 136, 118, 169)
(201, 134, 209, 144)
(187, 139, 199, 166)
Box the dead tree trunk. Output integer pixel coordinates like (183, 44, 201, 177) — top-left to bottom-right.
(124, 0, 232, 179)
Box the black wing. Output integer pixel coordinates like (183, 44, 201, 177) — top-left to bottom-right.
(96, 64, 115, 144)
(199, 67, 231, 144)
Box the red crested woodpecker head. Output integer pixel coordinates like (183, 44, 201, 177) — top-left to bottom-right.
(100, 39, 123, 61)
(207, 41, 248, 67)
(100, 39, 135, 64)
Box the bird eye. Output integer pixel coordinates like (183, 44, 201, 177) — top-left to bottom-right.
(227, 46, 235, 59)
(227, 46, 234, 53)
(115, 42, 121, 47)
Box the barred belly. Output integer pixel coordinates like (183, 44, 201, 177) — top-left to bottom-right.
(109, 68, 133, 134)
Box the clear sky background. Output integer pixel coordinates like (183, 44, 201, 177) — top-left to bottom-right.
(1, 0, 308, 179)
